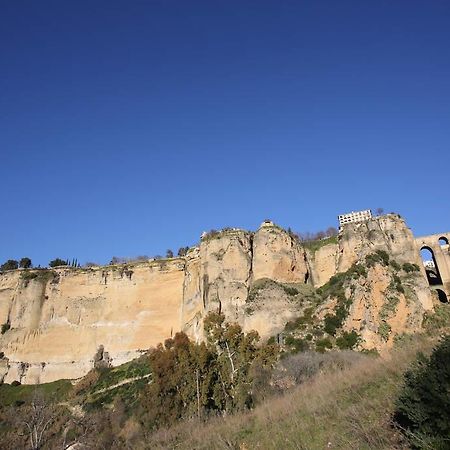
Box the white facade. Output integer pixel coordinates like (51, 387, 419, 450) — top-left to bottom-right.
(338, 209, 372, 228)
(260, 220, 275, 228)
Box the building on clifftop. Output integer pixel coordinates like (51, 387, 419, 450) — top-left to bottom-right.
(338, 209, 372, 230)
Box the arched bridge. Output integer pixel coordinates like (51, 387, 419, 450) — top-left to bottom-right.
(415, 232, 450, 303)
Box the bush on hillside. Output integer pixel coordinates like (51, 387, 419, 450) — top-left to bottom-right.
(394, 335, 450, 449)
(49, 258, 68, 268)
(0, 260, 19, 271)
(402, 262, 420, 273)
(19, 257, 32, 269)
(139, 313, 279, 428)
(336, 331, 360, 349)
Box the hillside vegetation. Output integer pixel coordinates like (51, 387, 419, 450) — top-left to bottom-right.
(0, 248, 448, 449)
(1, 328, 448, 449)
(147, 336, 438, 450)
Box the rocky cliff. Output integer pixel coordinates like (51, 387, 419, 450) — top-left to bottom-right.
(0, 214, 443, 383)
(0, 261, 185, 384)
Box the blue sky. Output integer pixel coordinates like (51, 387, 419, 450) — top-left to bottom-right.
(1, 1, 449, 266)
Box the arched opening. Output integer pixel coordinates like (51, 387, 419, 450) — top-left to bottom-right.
(439, 236, 449, 247)
(436, 289, 448, 303)
(420, 246, 443, 286)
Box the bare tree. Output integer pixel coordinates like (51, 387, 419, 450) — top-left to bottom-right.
(20, 393, 55, 450)
(61, 414, 96, 450)
(325, 227, 338, 237)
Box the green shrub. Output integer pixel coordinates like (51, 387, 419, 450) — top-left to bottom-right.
(365, 250, 390, 268)
(19, 257, 32, 269)
(284, 308, 315, 332)
(0, 260, 18, 271)
(49, 258, 68, 268)
(284, 336, 309, 353)
(422, 305, 450, 331)
(302, 235, 338, 253)
(315, 338, 332, 353)
(390, 260, 401, 271)
(391, 274, 405, 294)
(283, 286, 299, 296)
(350, 264, 368, 279)
(1, 323, 10, 334)
(394, 336, 450, 449)
(336, 331, 360, 349)
(378, 323, 391, 341)
(380, 295, 400, 320)
(324, 314, 341, 336)
(402, 262, 420, 273)
(324, 299, 352, 336)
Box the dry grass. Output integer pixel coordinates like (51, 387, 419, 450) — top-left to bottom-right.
(145, 336, 435, 450)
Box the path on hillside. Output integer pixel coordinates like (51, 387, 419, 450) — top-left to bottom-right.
(92, 373, 152, 395)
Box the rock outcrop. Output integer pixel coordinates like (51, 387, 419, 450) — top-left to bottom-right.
(0, 214, 446, 383)
(0, 261, 185, 383)
(252, 224, 308, 284)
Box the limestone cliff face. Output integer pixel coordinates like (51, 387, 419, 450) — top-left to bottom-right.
(181, 225, 311, 341)
(316, 262, 432, 352)
(0, 214, 442, 384)
(307, 242, 339, 287)
(252, 225, 308, 284)
(310, 215, 434, 350)
(199, 230, 252, 322)
(337, 214, 424, 272)
(0, 261, 185, 384)
(308, 214, 428, 287)
(244, 280, 318, 340)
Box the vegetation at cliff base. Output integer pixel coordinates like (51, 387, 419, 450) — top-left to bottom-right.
(0, 325, 448, 448)
(394, 335, 450, 449)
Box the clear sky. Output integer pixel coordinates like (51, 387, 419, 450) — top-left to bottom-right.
(1, 1, 449, 266)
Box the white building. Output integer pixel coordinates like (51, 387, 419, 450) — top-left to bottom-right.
(260, 219, 275, 228)
(338, 209, 372, 228)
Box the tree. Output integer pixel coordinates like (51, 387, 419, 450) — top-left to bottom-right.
(19, 257, 32, 269)
(110, 256, 126, 265)
(394, 336, 450, 449)
(325, 227, 338, 237)
(49, 258, 67, 268)
(140, 313, 279, 428)
(376, 207, 384, 216)
(85, 262, 99, 267)
(19, 393, 56, 450)
(166, 249, 174, 258)
(177, 246, 190, 257)
(1, 260, 19, 271)
(204, 312, 278, 412)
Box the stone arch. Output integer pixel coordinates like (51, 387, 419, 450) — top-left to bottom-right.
(439, 236, 449, 247)
(420, 246, 443, 286)
(436, 289, 448, 303)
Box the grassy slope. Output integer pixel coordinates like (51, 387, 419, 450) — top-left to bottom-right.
(147, 337, 436, 450)
(0, 356, 151, 411)
(303, 235, 338, 253)
(0, 379, 72, 407)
